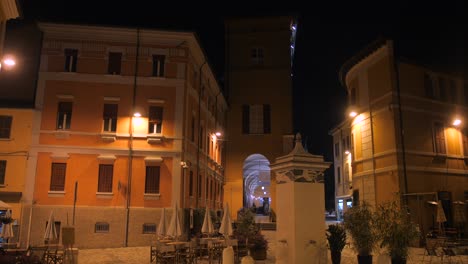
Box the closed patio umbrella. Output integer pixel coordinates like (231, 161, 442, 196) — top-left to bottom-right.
(44, 210, 58, 244)
(167, 203, 182, 240)
(453, 201, 466, 232)
(219, 203, 233, 238)
(157, 208, 167, 237)
(436, 202, 446, 235)
(201, 206, 214, 235)
(0, 210, 14, 244)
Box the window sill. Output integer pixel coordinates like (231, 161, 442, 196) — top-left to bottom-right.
(0, 184, 6, 188)
(48, 191, 65, 197)
(0, 138, 12, 141)
(96, 192, 113, 199)
(100, 133, 116, 142)
(144, 193, 160, 200)
(147, 135, 164, 144)
(54, 130, 70, 139)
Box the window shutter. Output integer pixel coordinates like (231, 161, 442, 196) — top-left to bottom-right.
(263, 104, 271, 134)
(103, 104, 118, 119)
(242, 105, 249, 134)
(149, 106, 163, 123)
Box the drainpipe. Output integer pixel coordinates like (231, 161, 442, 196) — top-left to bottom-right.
(393, 49, 408, 206)
(196, 61, 207, 209)
(125, 28, 140, 247)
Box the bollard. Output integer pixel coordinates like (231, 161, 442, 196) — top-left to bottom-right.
(222, 246, 234, 264)
(241, 255, 254, 264)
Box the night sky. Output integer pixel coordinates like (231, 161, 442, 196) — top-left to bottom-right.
(4, 1, 466, 208)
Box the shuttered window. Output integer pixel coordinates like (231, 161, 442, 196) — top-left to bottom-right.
(108, 52, 122, 75)
(145, 166, 160, 194)
(56, 102, 72, 130)
(0, 116, 12, 138)
(148, 106, 163, 134)
(50, 163, 66, 191)
(0, 160, 6, 185)
(433, 122, 446, 154)
(242, 104, 271, 134)
(98, 164, 113, 193)
(64, 49, 78, 72)
(103, 104, 118, 132)
(152, 55, 165, 77)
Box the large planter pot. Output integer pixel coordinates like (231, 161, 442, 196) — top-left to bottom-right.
(357, 255, 372, 264)
(250, 248, 267, 260)
(330, 250, 342, 264)
(391, 256, 407, 264)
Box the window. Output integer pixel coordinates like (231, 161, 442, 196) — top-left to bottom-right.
(191, 116, 195, 142)
(350, 87, 357, 105)
(64, 49, 78, 72)
(424, 74, 435, 99)
(242, 104, 271, 134)
(433, 122, 446, 155)
(0, 116, 12, 138)
(449, 80, 457, 104)
(0, 160, 6, 185)
(98, 164, 113, 193)
(189, 171, 194, 196)
(148, 106, 163, 134)
(199, 126, 204, 149)
(108, 52, 122, 75)
(438, 77, 447, 101)
(251, 47, 264, 65)
(143, 223, 156, 234)
(334, 142, 340, 157)
(145, 166, 160, 194)
(152, 55, 165, 77)
(95, 222, 109, 233)
(464, 82, 468, 105)
(103, 104, 118, 132)
(198, 175, 202, 198)
(56, 102, 72, 130)
(463, 129, 468, 157)
(50, 163, 66, 191)
(337, 167, 341, 184)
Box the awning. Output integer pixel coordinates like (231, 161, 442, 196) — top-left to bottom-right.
(0, 200, 11, 210)
(0, 191, 22, 202)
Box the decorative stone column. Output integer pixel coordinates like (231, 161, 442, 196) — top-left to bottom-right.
(270, 133, 331, 264)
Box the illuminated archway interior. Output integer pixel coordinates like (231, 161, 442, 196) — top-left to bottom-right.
(243, 154, 271, 213)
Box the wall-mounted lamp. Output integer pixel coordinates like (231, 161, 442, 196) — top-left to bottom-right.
(344, 150, 350, 155)
(349, 111, 357, 118)
(133, 112, 141, 117)
(215, 132, 222, 137)
(452, 118, 462, 126)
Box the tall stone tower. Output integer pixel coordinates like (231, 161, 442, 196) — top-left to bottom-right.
(224, 16, 297, 219)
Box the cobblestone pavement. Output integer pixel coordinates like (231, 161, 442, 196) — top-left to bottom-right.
(77, 230, 468, 264)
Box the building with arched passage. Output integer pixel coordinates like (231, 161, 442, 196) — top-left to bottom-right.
(223, 16, 297, 220)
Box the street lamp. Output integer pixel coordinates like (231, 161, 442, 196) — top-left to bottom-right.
(0, 55, 15, 71)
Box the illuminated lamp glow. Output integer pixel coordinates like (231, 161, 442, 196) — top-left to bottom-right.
(3, 58, 15, 66)
(215, 132, 222, 137)
(133, 112, 141, 117)
(344, 150, 350, 155)
(291, 25, 296, 31)
(261, 186, 264, 190)
(263, 192, 266, 195)
(349, 111, 357, 117)
(453, 119, 461, 126)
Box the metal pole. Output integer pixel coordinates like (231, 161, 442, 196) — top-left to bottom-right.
(73, 181, 77, 225)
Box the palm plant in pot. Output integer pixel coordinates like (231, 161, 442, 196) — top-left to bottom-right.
(326, 223, 347, 264)
(374, 200, 420, 264)
(343, 201, 377, 264)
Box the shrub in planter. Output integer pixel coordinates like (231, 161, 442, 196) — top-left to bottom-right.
(374, 200, 420, 264)
(326, 223, 347, 264)
(343, 201, 377, 264)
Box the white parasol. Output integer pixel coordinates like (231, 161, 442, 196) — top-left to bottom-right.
(157, 208, 168, 237)
(201, 206, 214, 235)
(44, 210, 58, 243)
(219, 203, 233, 238)
(167, 203, 182, 239)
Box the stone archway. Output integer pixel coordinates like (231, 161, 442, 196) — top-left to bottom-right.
(243, 154, 271, 214)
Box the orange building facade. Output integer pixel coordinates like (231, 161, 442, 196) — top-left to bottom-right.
(331, 40, 467, 237)
(19, 23, 227, 248)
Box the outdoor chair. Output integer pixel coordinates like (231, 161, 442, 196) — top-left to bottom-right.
(155, 244, 176, 264)
(208, 240, 225, 264)
(177, 240, 197, 264)
(422, 237, 445, 263)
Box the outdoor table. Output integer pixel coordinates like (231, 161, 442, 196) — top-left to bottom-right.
(166, 241, 187, 262)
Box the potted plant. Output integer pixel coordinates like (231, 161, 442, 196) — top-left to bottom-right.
(343, 201, 377, 264)
(326, 223, 347, 264)
(374, 200, 420, 264)
(234, 208, 268, 260)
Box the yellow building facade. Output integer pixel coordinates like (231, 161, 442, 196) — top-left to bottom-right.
(332, 39, 467, 236)
(224, 17, 296, 219)
(19, 23, 227, 248)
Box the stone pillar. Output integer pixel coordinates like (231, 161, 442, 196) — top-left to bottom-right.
(276, 181, 325, 264)
(270, 133, 331, 264)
